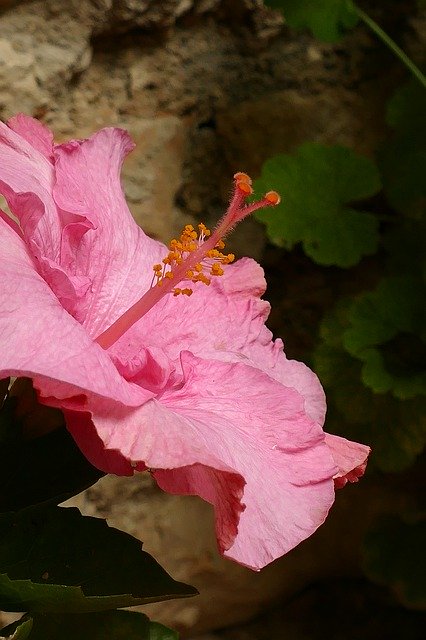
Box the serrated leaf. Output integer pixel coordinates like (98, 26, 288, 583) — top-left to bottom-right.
(264, 0, 359, 42)
(255, 144, 381, 267)
(363, 515, 426, 609)
(0, 612, 178, 640)
(343, 277, 426, 399)
(0, 506, 196, 613)
(379, 80, 426, 217)
(314, 304, 426, 472)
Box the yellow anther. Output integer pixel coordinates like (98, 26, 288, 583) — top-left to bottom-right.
(198, 223, 211, 236)
(207, 249, 220, 258)
(211, 263, 224, 276)
(152, 215, 235, 296)
(173, 287, 193, 297)
(194, 273, 211, 286)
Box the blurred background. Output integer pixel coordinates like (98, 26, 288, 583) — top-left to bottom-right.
(0, 1, 424, 638)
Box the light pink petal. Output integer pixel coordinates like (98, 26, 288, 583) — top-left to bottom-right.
(0, 118, 87, 311)
(7, 113, 54, 161)
(66, 411, 244, 542)
(0, 219, 152, 409)
(324, 433, 371, 489)
(0, 118, 60, 257)
(112, 257, 326, 425)
(0, 208, 22, 235)
(67, 352, 337, 569)
(64, 410, 142, 476)
(52, 128, 166, 336)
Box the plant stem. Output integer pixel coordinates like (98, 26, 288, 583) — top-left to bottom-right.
(354, 6, 426, 89)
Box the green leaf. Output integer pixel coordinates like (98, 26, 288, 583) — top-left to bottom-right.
(343, 277, 426, 399)
(0, 421, 104, 513)
(0, 506, 196, 613)
(0, 616, 33, 639)
(314, 303, 426, 472)
(264, 0, 359, 42)
(383, 220, 426, 281)
(379, 80, 426, 217)
(0, 380, 103, 511)
(255, 144, 381, 267)
(363, 515, 426, 609)
(0, 612, 178, 640)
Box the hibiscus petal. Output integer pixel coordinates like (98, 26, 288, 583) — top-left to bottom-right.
(52, 128, 166, 337)
(155, 465, 245, 553)
(7, 113, 54, 161)
(67, 352, 337, 569)
(324, 433, 370, 489)
(0, 219, 152, 408)
(0, 118, 60, 257)
(0, 117, 89, 311)
(112, 257, 327, 425)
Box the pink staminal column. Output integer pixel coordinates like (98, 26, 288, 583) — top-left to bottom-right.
(95, 173, 280, 350)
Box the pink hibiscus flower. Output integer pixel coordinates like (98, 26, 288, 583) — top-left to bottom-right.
(0, 115, 370, 570)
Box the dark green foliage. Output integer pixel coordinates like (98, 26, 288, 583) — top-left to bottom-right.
(0, 424, 104, 513)
(264, 0, 359, 42)
(0, 506, 196, 613)
(314, 303, 426, 472)
(343, 277, 426, 399)
(379, 81, 426, 218)
(363, 515, 426, 609)
(0, 383, 103, 512)
(0, 612, 178, 640)
(255, 144, 381, 267)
